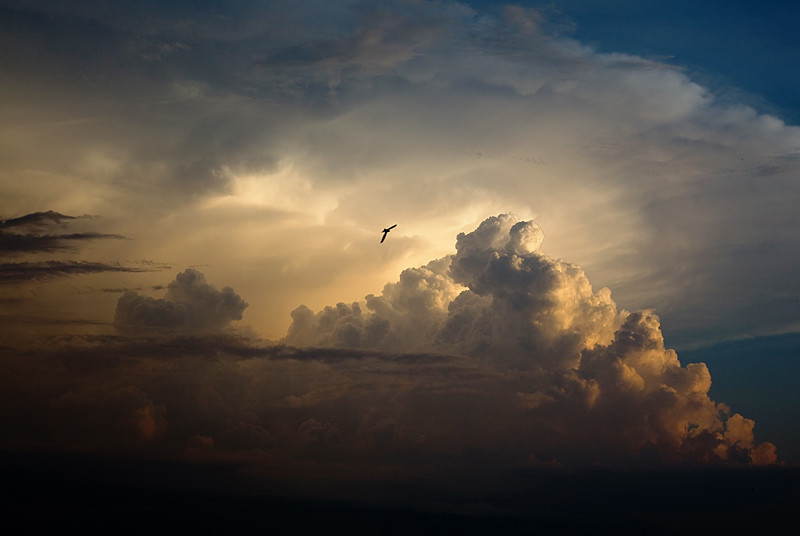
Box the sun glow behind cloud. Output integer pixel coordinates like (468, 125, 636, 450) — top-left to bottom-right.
(202, 160, 335, 218)
(2, 0, 799, 346)
(3, 214, 780, 477)
(1, 0, 800, 479)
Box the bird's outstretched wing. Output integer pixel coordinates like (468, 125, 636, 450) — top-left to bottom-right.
(380, 224, 396, 243)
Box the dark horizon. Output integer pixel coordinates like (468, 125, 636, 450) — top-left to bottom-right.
(4, 450, 799, 533)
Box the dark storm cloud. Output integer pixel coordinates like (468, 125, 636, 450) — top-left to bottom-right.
(263, 344, 454, 366)
(0, 261, 151, 283)
(1, 1, 796, 487)
(3, 216, 776, 474)
(2, 0, 799, 351)
(0, 210, 78, 229)
(114, 268, 247, 332)
(0, 210, 125, 255)
(0, 233, 126, 254)
(281, 215, 777, 467)
(0, 210, 163, 286)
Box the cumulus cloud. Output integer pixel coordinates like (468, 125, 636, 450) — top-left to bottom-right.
(281, 214, 777, 467)
(114, 268, 247, 332)
(285, 215, 619, 370)
(0, 1, 792, 479)
(0, 214, 778, 490)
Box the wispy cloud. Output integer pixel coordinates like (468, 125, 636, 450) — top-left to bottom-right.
(0, 210, 161, 284)
(0, 232, 126, 254)
(0, 260, 152, 282)
(0, 210, 125, 254)
(0, 210, 80, 229)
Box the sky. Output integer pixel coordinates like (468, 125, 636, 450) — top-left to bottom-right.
(1, 0, 800, 525)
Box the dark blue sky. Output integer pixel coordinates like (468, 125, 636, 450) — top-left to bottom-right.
(469, 0, 800, 124)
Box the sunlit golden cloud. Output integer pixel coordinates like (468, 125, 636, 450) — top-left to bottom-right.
(0, 0, 796, 478)
(0, 215, 777, 475)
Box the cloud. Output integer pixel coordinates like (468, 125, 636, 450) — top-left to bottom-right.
(50, 385, 166, 451)
(281, 214, 777, 467)
(0, 260, 151, 283)
(0, 2, 792, 477)
(114, 268, 247, 332)
(0, 210, 124, 255)
(284, 215, 619, 370)
(0, 212, 778, 490)
(2, 2, 799, 347)
(0, 210, 144, 285)
(0, 210, 79, 229)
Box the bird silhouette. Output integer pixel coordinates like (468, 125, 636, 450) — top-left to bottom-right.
(380, 224, 397, 243)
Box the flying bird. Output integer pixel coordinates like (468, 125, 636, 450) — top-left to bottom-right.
(380, 224, 397, 243)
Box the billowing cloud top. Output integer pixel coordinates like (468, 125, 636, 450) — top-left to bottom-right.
(282, 214, 775, 466)
(2, 1, 799, 348)
(0, 215, 778, 500)
(115, 268, 247, 332)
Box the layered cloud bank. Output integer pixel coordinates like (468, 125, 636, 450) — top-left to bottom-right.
(1, 216, 774, 477)
(2, 0, 793, 479)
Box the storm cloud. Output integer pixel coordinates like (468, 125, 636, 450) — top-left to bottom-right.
(0, 210, 146, 285)
(1, 2, 798, 528)
(281, 214, 777, 467)
(0, 210, 124, 255)
(2, 2, 799, 349)
(1, 217, 775, 477)
(0, 0, 796, 505)
(114, 268, 247, 332)
(0, 260, 150, 283)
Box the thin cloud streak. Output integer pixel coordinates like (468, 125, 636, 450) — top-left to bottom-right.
(0, 210, 81, 229)
(0, 260, 154, 283)
(0, 233, 127, 254)
(0, 210, 125, 254)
